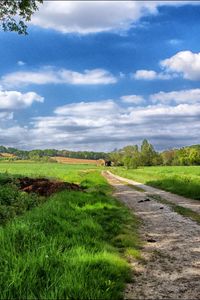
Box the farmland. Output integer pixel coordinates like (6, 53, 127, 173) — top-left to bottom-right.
(52, 156, 98, 164)
(112, 166, 200, 200)
(0, 162, 141, 300)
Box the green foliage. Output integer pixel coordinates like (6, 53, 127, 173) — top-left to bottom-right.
(109, 139, 161, 169)
(0, 0, 43, 34)
(162, 145, 200, 166)
(112, 166, 200, 200)
(0, 164, 141, 299)
(0, 179, 43, 225)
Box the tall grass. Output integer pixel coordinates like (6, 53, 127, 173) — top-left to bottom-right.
(0, 165, 141, 299)
(112, 166, 200, 200)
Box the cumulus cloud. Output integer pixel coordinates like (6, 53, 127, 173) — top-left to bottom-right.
(0, 90, 44, 110)
(120, 94, 145, 105)
(31, 1, 158, 34)
(1, 97, 196, 151)
(30, 1, 199, 35)
(134, 51, 200, 81)
(160, 50, 200, 80)
(1, 68, 117, 87)
(133, 69, 171, 80)
(1, 86, 200, 150)
(150, 89, 200, 104)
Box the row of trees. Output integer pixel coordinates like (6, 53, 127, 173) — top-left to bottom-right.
(0, 146, 108, 161)
(1, 141, 200, 167)
(109, 140, 200, 169)
(162, 145, 200, 166)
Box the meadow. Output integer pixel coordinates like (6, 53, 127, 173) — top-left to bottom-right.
(112, 166, 200, 200)
(0, 162, 141, 300)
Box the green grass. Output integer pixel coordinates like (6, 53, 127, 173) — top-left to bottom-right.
(0, 162, 98, 183)
(0, 162, 141, 299)
(112, 166, 200, 200)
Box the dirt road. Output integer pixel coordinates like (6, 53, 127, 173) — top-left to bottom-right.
(103, 171, 200, 299)
(107, 171, 200, 214)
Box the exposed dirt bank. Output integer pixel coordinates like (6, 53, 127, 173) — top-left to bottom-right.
(18, 177, 82, 196)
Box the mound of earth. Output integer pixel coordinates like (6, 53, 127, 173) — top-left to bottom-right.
(18, 177, 82, 196)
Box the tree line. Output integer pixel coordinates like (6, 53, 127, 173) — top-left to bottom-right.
(1, 141, 200, 167)
(109, 140, 200, 168)
(0, 146, 109, 161)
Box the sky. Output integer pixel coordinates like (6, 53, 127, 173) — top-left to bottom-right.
(1, 1, 200, 151)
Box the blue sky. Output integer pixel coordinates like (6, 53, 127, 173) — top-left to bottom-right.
(0, 1, 200, 151)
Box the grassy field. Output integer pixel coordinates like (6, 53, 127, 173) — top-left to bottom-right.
(0, 162, 98, 182)
(112, 166, 200, 200)
(0, 162, 141, 300)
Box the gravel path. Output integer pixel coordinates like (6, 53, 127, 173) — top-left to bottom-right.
(103, 171, 200, 300)
(107, 171, 200, 214)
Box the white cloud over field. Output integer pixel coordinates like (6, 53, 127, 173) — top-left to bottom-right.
(2, 88, 200, 150)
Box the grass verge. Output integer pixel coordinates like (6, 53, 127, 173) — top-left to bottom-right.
(0, 168, 141, 300)
(112, 166, 200, 200)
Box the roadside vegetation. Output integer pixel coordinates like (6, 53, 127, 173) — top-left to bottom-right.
(0, 163, 141, 300)
(112, 166, 200, 200)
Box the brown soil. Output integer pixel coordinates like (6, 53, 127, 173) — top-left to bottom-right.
(52, 156, 98, 165)
(18, 177, 82, 196)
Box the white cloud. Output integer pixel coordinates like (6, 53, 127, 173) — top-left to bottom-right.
(55, 100, 118, 116)
(0, 90, 44, 110)
(1, 97, 200, 150)
(1, 87, 200, 150)
(150, 89, 200, 104)
(17, 61, 26, 66)
(120, 94, 145, 105)
(160, 51, 200, 80)
(18, 99, 200, 151)
(31, 1, 199, 35)
(1, 68, 117, 87)
(134, 50, 200, 81)
(31, 1, 158, 34)
(0, 112, 13, 120)
(133, 69, 171, 80)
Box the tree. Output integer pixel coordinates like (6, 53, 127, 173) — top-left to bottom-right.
(0, 0, 43, 34)
(140, 139, 157, 166)
(109, 151, 123, 166)
(189, 148, 200, 165)
(122, 145, 141, 169)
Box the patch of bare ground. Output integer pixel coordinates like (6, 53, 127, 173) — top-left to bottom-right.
(18, 177, 82, 196)
(103, 171, 200, 300)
